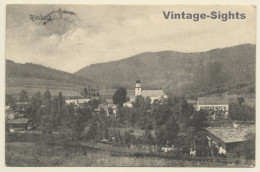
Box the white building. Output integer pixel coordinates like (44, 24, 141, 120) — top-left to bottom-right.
(123, 102, 133, 108)
(65, 99, 90, 106)
(134, 80, 167, 103)
(197, 97, 229, 120)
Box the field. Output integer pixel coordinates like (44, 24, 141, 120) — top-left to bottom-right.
(5, 133, 254, 167)
(6, 77, 84, 98)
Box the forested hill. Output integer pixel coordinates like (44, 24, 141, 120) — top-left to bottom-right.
(75, 44, 256, 97)
(6, 60, 97, 97)
(6, 60, 95, 85)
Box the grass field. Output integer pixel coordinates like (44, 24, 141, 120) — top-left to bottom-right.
(6, 77, 85, 98)
(5, 133, 254, 167)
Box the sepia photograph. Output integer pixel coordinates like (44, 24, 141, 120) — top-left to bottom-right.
(4, 4, 256, 167)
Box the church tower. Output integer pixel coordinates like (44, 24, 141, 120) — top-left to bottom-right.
(135, 80, 142, 96)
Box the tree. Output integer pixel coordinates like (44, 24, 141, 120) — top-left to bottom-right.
(237, 96, 245, 105)
(108, 107, 114, 116)
(144, 97, 152, 110)
(113, 87, 127, 106)
(133, 95, 145, 108)
(61, 104, 89, 141)
(178, 98, 194, 124)
(58, 92, 63, 110)
(153, 102, 172, 126)
(30, 92, 42, 123)
(19, 90, 29, 102)
(83, 87, 88, 98)
(194, 132, 210, 157)
(155, 118, 179, 145)
(191, 110, 207, 131)
(6, 94, 15, 108)
(142, 130, 154, 144)
(43, 90, 52, 102)
(243, 132, 255, 160)
(88, 99, 100, 110)
(229, 103, 255, 121)
(164, 119, 179, 143)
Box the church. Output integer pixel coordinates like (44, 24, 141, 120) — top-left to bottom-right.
(134, 80, 167, 103)
(124, 80, 167, 107)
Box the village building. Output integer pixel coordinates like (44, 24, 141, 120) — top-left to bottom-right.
(105, 98, 113, 104)
(123, 102, 133, 108)
(7, 118, 33, 132)
(15, 102, 29, 110)
(203, 124, 255, 154)
(6, 109, 33, 132)
(95, 104, 117, 116)
(65, 98, 90, 106)
(197, 97, 229, 120)
(134, 80, 167, 103)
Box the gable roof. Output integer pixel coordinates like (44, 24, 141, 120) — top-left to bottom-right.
(142, 90, 166, 98)
(205, 125, 255, 143)
(187, 99, 197, 104)
(7, 118, 31, 125)
(198, 97, 228, 105)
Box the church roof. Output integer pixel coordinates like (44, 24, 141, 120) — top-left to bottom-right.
(142, 90, 166, 98)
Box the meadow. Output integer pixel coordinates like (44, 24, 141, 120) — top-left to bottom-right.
(5, 133, 254, 167)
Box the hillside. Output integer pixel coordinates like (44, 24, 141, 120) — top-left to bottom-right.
(75, 44, 256, 97)
(6, 60, 97, 97)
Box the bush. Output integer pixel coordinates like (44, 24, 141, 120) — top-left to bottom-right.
(231, 132, 255, 160)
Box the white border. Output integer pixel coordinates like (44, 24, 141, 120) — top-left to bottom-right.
(0, 0, 259, 172)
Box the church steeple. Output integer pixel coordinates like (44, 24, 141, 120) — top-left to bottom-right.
(135, 80, 142, 96)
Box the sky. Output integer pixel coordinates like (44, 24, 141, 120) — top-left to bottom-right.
(6, 5, 256, 73)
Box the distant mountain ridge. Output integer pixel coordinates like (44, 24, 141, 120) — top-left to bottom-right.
(75, 44, 256, 96)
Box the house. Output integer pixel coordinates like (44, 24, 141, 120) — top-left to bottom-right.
(16, 102, 29, 110)
(106, 99, 113, 104)
(96, 104, 117, 116)
(197, 97, 229, 120)
(204, 124, 255, 154)
(7, 118, 33, 132)
(123, 102, 133, 108)
(161, 145, 177, 153)
(6, 110, 33, 132)
(65, 99, 90, 106)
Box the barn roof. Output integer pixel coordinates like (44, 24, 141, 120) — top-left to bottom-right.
(198, 97, 228, 105)
(205, 125, 255, 143)
(7, 118, 31, 125)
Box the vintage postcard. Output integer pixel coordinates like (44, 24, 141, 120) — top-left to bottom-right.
(3, 2, 257, 168)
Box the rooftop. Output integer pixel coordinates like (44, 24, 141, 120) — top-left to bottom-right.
(205, 125, 255, 143)
(142, 90, 166, 98)
(198, 97, 228, 105)
(7, 118, 31, 125)
(187, 99, 197, 104)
